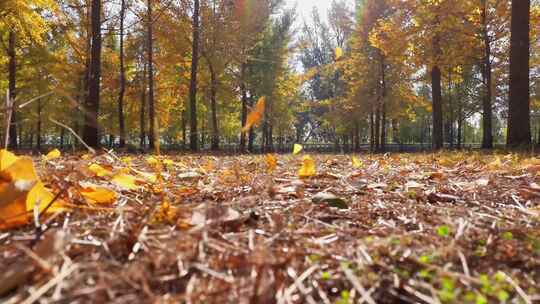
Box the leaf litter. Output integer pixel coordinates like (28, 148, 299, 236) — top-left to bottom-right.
(0, 150, 540, 303)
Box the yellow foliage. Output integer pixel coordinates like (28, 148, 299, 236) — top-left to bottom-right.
(88, 164, 112, 177)
(80, 186, 117, 205)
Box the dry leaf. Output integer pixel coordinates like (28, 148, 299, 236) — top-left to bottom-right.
(88, 163, 112, 177)
(293, 144, 303, 155)
(298, 155, 316, 178)
(80, 185, 117, 204)
(352, 156, 363, 168)
(266, 154, 277, 173)
(45, 149, 61, 161)
(242, 96, 265, 133)
(0, 149, 18, 171)
(112, 173, 139, 190)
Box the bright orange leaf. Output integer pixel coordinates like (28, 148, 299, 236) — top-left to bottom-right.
(242, 96, 265, 133)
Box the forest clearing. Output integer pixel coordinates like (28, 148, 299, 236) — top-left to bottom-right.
(2, 0, 540, 303)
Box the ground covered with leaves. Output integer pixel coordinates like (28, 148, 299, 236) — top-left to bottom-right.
(1, 151, 540, 303)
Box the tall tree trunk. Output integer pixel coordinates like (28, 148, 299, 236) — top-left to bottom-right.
(507, 0, 531, 147)
(36, 99, 42, 151)
(481, 0, 493, 149)
(447, 68, 454, 148)
(432, 65, 443, 150)
(140, 82, 147, 150)
(208, 63, 219, 150)
(189, 0, 200, 151)
(8, 31, 17, 149)
(147, 0, 156, 150)
(83, 0, 102, 148)
(118, 0, 127, 147)
(375, 106, 381, 151)
(369, 110, 375, 152)
(240, 71, 248, 152)
(380, 54, 386, 152)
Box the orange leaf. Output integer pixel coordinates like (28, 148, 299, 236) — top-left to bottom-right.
(266, 154, 277, 173)
(80, 186, 117, 204)
(242, 97, 265, 133)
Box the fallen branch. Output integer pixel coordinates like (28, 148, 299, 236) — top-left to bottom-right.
(49, 117, 96, 155)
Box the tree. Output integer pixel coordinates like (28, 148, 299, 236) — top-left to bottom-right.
(83, 0, 102, 148)
(189, 0, 201, 151)
(118, 0, 127, 148)
(507, 0, 531, 147)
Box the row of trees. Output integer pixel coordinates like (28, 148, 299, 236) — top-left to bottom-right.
(300, 0, 539, 151)
(1, 0, 540, 152)
(1, 0, 298, 152)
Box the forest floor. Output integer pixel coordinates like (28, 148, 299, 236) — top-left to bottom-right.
(1, 151, 540, 303)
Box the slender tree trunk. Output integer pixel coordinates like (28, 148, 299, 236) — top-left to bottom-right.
(447, 68, 454, 148)
(239, 64, 247, 152)
(481, 0, 493, 149)
(189, 0, 200, 151)
(118, 0, 127, 147)
(8, 31, 17, 149)
(375, 106, 381, 151)
(147, 0, 156, 150)
(140, 82, 147, 150)
(37, 99, 42, 151)
(392, 119, 399, 143)
(380, 54, 386, 152)
(369, 110, 375, 152)
(507, 0, 531, 147)
(432, 65, 443, 150)
(83, 0, 102, 148)
(208, 63, 219, 150)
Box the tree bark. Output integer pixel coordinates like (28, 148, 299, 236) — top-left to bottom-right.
(36, 99, 42, 151)
(481, 0, 493, 149)
(118, 0, 126, 147)
(507, 0, 531, 147)
(380, 54, 386, 152)
(189, 0, 200, 151)
(8, 31, 17, 149)
(240, 66, 248, 152)
(147, 0, 156, 150)
(140, 81, 147, 150)
(431, 65, 443, 150)
(83, 0, 102, 148)
(208, 62, 219, 150)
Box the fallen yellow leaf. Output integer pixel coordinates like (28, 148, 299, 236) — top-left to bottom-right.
(88, 163, 112, 177)
(352, 156, 363, 168)
(0, 149, 18, 171)
(242, 96, 265, 133)
(266, 154, 277, 173)
(147, 156, 159, 166)
(163, 159, 174, 166)
(293, 144, 303, 155)
(112, 173, 139, 190)
(0, 157, 39, 182)
(298, 155, 316, 178)
(45, 149, 61, 161)
(121, 156, 133, 164)
(26, 182, 65, 213)
(80, 186, 117, 204)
